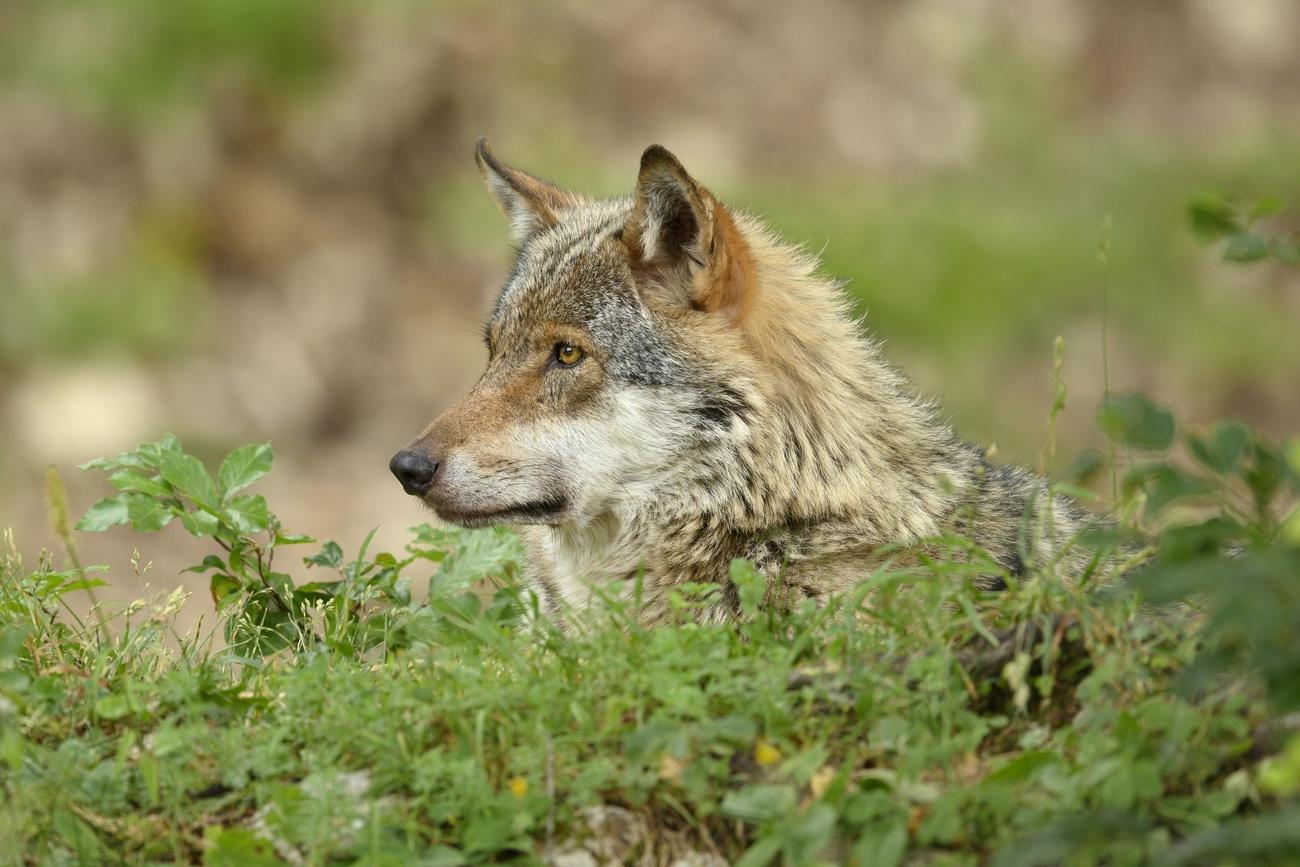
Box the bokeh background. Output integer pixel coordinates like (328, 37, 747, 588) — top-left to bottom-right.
(2, 0, 1298, 620)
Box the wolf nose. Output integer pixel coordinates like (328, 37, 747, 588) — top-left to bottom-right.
(389, 449, 438, 496)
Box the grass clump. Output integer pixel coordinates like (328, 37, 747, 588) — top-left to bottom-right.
(2, 395, 1298, 866)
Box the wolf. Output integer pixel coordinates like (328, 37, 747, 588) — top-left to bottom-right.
(389, 139, 1098, 626)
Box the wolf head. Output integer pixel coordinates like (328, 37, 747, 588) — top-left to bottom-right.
(390, 139, 764, 529)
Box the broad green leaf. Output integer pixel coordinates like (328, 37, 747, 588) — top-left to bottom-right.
(218, 443, 273, 498)
(184, 554, 228, 574)
(1143, 466, 1212, 514)
(305, 540, 344, 568)
(1246, 442, 1291, 508)
(984, 750, 1061, 786)
(210, 574, 242, 607)
(161, 451, 220, 509)
(76, 496, 130, 532)
(224, 494, 271, 533)
(1187, 192, 1242, 242)
(108, 470, 170, 496)
(179, 508, 221, 537)
(1187, 421, 1252, 475)
(1097, 393, 1175, 451)
(127, 495, 175, 532)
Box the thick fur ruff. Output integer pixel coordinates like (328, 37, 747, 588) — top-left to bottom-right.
(394, 140, 1098, 627)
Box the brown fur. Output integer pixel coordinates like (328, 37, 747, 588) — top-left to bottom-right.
(391, 139, 1106, 628)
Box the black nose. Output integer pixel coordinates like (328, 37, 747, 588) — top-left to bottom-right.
(389, 450, 437, 496)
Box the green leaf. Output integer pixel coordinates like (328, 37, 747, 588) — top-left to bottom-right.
(721, 784, 797, 824)
(1061, 448, 1105, 486)
(224, 494, 271, 533)
(1142, 466, 1212, 514)
(1187, 192, 1243, 242)
(53, 809, 101, 861)
(210, 574, 242, 606)
(731, 558, 766, 618)
(1245, 441, 1291, 508)
(184, 555, 228, 574)
(76, 496, 130, 532)
(218, 443, 273, 498)
(734, 836, 782, 867)
(179, 508, 221, 538)
(305, 540, 344, 569)
(95, 694, 131, 720)
(1187, 421, 1252, 476)
(202, 826, 282, 867)
(127, 495, 175, 532)
(108, 470, 170, 496)
(984, 751, 1061, 786)
(1249, 196, 1283, 220)
(1223, 233, 1270, 262)
(161, 451, 220, 510)
(1097, 393, 1175, 451)
(851, 819, 907, 867)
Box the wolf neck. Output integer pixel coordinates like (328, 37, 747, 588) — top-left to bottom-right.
(704, 217, 971, 545)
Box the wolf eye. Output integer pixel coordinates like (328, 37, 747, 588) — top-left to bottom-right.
(554, 343, 584, 366)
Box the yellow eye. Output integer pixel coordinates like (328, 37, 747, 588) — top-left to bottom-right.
(555, 343, 584, 366)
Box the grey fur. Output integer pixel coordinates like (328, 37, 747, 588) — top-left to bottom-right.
(396, 141, 1105, 627)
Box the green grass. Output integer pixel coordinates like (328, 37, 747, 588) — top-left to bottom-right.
(2, 401, 1299, 865)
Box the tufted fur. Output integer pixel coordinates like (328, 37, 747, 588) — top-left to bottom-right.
(394, 139, 1100, 627)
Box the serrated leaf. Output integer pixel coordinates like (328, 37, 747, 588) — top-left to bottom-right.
(1097, 393, 1175, 451)
(76, 496, 130, 532)
(160, 451, 220, 510)
(218, 443, 273, 498)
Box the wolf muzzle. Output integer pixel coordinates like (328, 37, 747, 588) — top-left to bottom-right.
(389, 449, 438, 496)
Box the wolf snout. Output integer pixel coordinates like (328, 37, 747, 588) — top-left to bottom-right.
(389, 449, 439, 496)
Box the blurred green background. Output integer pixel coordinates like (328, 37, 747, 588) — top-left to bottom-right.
(1, 0, 1298, 606)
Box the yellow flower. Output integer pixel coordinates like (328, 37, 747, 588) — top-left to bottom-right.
(755, 739, 782, 767)
(508, 776, 529, 798)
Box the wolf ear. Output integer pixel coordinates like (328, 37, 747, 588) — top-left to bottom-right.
(475, 137, 578, 244)
(624, 145, 754, 324)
